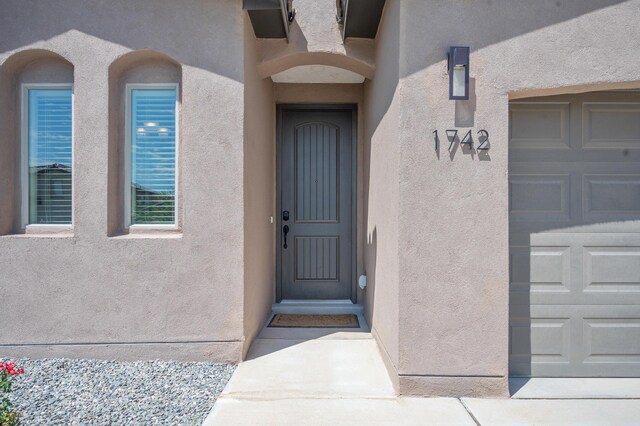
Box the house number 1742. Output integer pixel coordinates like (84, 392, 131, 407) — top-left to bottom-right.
(432, 129, 490, 151)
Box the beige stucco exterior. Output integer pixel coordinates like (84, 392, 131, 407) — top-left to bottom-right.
(391, 0, 640, 396)
(0, 0, 246, 362)
(242, 15, 276, 357)
(2, 0, 640, 397)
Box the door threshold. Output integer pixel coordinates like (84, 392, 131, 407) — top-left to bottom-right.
(272, 299, 363, 315)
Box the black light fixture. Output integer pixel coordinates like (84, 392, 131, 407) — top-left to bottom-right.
(447, 46, 470, 100)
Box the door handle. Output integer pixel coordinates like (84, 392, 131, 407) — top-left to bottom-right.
(282, 225, 290, 249)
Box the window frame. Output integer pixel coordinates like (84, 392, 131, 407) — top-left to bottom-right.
(21, 83, 75, 230)
(124, 83, 180, 229)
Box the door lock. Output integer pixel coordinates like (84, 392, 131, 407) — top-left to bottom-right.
(283, 210, 290, 221)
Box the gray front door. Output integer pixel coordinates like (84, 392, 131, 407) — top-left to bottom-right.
(278, 106, 354, 300)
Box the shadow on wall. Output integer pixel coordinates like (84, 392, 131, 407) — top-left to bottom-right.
(360, 0, 631, 376)
(255, 12, 376, 80)
(0, 0, 242, 82)
(438, 78, 492, 162)
(1, 0, 628, 83)
(400, 0, 630, 78)
(362, 0, 633, 163)
(455, 78, 477, 128)
(364, 226, 377, 323)
(361, 0, 400, 330)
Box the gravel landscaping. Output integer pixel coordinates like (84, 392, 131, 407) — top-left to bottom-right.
(4, 358, 236, 426)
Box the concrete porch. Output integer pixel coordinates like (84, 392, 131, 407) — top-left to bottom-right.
(204, 315, 640, 425)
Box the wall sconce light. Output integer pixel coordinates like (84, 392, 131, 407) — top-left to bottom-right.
(447, 46, 470, 100)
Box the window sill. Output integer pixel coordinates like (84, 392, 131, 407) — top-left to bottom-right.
(24, 225, 73, 236)
(110, 226, 183, 239)
(1, 225, 74, 238)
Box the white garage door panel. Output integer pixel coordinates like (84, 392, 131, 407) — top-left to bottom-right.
(584, 317, 640, 359)
(510, 305, 640, 377)
(509, 92, 640, 377)
(510, 307, 571, 376)
(585, 247, 640, 294)
(510, 238, 640, 306)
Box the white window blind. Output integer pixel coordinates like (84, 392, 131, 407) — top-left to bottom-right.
(27, 88, 73, 225)
(129, 88, 177, 225)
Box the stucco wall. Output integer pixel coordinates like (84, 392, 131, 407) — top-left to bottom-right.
(0, 0, 246, 361)
(254, 0, 375, 80)
(2, 0, 640, 397)
(393, 0, 640, 396)
(362, 0, 401, 389)
(242, 17, 276, 357)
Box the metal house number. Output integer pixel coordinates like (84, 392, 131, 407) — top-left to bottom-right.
(433, 129, 490, 151)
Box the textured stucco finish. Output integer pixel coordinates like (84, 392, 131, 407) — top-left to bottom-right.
(242, 16, 276, 357)
(358, 0, 640, 397)
(255, 0, 375, 79)
(2, 0, 640, 398)
(0, 341, 241, 363)
(0, 0, 246, 361)
(400, 376, 509, 399)
(362, 0, 401, 386)
(389, 0, 640, 396)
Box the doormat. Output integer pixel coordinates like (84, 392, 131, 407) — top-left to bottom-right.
(268, 314, 360, 328)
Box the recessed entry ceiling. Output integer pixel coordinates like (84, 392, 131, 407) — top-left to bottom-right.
(270, 65, 366, 84)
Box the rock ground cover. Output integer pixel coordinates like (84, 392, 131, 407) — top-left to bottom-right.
(4, 358, 235, 425)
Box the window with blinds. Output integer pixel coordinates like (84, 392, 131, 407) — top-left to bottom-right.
(26, 87, 73, 225)
(128, 87, 177, 225)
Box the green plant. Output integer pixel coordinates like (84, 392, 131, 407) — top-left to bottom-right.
(0, 362, 24, 426)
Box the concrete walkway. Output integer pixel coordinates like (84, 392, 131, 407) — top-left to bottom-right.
(204, 329, 640, 425)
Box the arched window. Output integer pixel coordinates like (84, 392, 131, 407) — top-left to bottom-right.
(0, 49, 74, 234)
(108, 50, 182, 234)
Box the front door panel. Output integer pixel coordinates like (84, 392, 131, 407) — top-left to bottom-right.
(280, 108, 353, 300)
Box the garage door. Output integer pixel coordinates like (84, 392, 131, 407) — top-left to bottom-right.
(509, 91, 640, 377)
